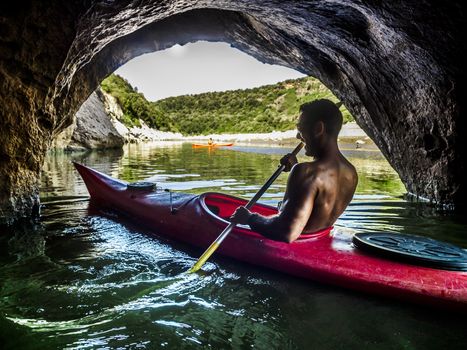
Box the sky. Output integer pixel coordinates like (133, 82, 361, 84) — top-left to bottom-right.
(115, 41, 305, 101)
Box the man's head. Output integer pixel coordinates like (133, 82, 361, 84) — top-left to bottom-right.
(297, 99, 343, 156)
(298, 99, 343, 137)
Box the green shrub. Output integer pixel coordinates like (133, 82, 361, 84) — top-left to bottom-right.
(101, 74, 354, 135)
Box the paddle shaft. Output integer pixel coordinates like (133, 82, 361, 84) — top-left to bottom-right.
(188, 142, 304, 273)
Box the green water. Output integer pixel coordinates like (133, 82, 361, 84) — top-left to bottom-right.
(1, 142, 466, 349)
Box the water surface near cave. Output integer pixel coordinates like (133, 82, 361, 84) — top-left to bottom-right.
(1, 142, 466, 349)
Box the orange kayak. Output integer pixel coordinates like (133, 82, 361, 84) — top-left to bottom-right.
(192, 142, 234, 148)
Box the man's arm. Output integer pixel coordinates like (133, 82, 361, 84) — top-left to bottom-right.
(231, 164, 317, 243)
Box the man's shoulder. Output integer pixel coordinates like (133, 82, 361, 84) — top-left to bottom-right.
(292, 159, 347, 185)
(293, 160, 323, 173)
(288, 162, 321, 196)
(290, 162, 320, 181)
(292, 161, 315, 173)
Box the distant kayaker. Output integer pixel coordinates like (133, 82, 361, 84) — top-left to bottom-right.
(208, 138, 214, 146)
(230, 99, 358, 243)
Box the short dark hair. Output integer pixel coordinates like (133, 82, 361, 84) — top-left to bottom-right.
(299, 99, 343, 137)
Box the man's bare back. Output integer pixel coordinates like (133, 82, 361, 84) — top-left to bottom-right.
(285, 154, 357, 234)
(230, 99, 358, 243)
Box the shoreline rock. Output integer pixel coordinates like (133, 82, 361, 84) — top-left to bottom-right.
(52, 89, 124, 150)
(103, 90, 184, 143)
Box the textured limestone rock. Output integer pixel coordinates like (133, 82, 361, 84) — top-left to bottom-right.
(56, 89, 124, 151)
(101, 91, 184, 142)
(1, 1, 466, 224)
(50, 123, 75, 150)
(52, 87, 183, 150)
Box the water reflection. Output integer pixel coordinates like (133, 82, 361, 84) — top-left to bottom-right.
(1, 142, 467, 349)
(41, 142, 407, 201)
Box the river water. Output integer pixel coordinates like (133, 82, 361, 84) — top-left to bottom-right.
(1, 142, 466, 349)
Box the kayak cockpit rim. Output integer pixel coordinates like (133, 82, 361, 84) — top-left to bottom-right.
(199, 192, 331, 241)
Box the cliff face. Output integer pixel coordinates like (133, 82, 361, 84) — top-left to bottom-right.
(53, 89, 124, 151)
(1, 1, 466, 224)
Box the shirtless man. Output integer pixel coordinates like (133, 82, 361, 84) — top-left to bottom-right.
(230, 99, 358, 243)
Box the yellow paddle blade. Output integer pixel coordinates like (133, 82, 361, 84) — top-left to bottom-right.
(188, 241, 220, 273)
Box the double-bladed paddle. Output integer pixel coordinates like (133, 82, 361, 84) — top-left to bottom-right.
(188, 142, 304, 273)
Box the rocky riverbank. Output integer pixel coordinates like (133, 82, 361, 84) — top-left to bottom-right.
(52, 89, 369, 151)
(52, 88, 184, 151)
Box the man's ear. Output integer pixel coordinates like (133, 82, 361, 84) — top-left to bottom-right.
(314, 121, 325, 136)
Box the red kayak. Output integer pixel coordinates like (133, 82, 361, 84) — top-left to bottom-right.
(192, 142, 234, 148)
(73, 162, 467, 311)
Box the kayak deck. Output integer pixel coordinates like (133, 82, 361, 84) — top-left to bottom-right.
(73, 162, 467, 311)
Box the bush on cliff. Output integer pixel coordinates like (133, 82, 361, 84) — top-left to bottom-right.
(101, 74, 353, 135)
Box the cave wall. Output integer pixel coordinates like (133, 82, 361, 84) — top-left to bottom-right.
(1, 1, 466, 224)
(0, 1, 87, 224)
